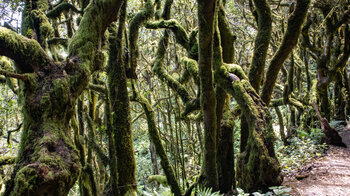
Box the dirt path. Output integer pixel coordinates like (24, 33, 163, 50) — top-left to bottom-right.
(283, 129, 350, 196)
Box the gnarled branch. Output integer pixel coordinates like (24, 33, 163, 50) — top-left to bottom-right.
(0, 27, 52, 73)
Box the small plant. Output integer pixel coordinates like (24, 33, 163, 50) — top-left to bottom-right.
(192, 187, 223, 196)
(276, 130, 328, 175)
(237, 186, 291, 196)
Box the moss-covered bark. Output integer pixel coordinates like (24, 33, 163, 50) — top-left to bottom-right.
(315, 23, 350, 119)
(128, 0, 154, 79)
(240, 0, 271, 154)
(260, 0, 310, 106)
(132, 88, 182, 196)
(108, 1, 137, 195)
(149, 0, 195, 110)
(344, 70, 350, 117)
(1, 0, 124, 195)
(0, 156, 16, 166)
(248, 0, 272, 91)
(145, 19, 190, 50)
(274, 107, 287, 145)
(211, 12, 282, 191)
(46, 2, 81, 19)
(216, 3, 236, 192)
(215, 91, 234, 193)
(220, 77, 282, 192)
(334, 75, 346, 122)
(197, 0, 219, 190)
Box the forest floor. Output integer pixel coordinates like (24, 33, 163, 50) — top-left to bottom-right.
(283, 128, 350, 196)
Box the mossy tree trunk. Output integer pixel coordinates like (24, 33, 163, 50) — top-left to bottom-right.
(334, 74, 346, 122)
(131, 85, 182, 196)
(260, 0, 310, 106)
(216, 73, 283, 192)
(248, 0, 272, 92)
(315, 17, 350, 120)
(107, 1, 137, 195)
(197, 0, 219, 190)
(344, 70, 350, 117)
(0, 0, 124, 195)
(213, 17, 282, 192)
(241, 0, 272, 154)
(216, 2, 236, 193)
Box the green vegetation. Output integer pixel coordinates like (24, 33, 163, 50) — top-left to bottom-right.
(0, 0, 349, 195)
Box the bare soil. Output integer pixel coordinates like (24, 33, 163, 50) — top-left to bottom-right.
(283, 128, 350, 196)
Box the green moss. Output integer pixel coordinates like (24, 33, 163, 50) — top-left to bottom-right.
(247, 0, 272, 91)
(181, 57, 199, 84)
(23, 73, 38, 90)
(123, 190, 137, 196)
(260, 0, 310, 105)
(225, 63, 249, 80)
(47, 3, 80, 19)
(145, 19, 190, 50)
(128, 0, 154, 77)
(30, 10, 54, 38)
(12, 167, 38, 195)
(0, 156, 16, 166)
(148, 175, 168, 185)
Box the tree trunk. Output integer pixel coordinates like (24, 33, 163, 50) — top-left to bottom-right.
(334, 75, 346, 122)
(216, 3, 236, 192)
(2, 73, 78, 195)
(261, 0, 310, 106)
(197, 0, 219, 190)
(132, 90, 182, 196)
(1, 0, 124, 194)
(108, 1, 137, 194)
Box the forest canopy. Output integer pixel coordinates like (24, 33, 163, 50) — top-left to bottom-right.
(0, 0, 349, 195)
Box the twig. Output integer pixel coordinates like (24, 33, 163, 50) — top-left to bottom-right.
(0, 69, 27, 81)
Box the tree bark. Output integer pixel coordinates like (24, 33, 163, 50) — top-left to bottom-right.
(1, 0, 124, 195)
(108, 1, 137, 194)
(197, 0, 219, 190)
(132, 90, 182, 196)
(261, 0, 310, 106)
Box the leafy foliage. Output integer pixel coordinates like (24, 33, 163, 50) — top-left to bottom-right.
(276, 129, 328, 175)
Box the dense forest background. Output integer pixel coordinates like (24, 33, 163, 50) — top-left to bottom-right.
(0, 0, 349, 195)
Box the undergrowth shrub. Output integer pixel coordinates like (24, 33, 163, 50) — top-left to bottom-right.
(276, 128, 328, 175)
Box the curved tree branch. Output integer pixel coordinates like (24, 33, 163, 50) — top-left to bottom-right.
(145, 19, 190, 50)
(47, 2, 81, 19)
(0, 27, 52, 73)
(248, 0, 272, 91)
(261, 0, 310, 106)
(0, 156, 16, 166)
(128, 0, 154, 78)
